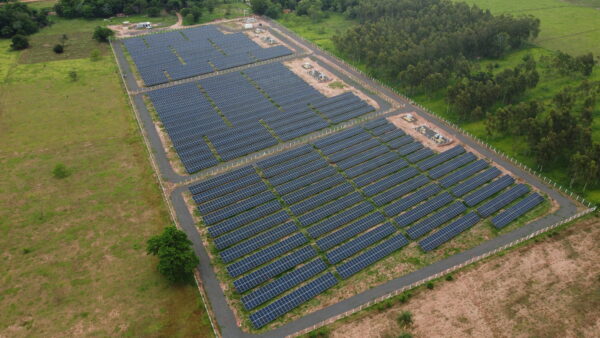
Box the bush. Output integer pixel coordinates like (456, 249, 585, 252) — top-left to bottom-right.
(147, 226, 199, 283)
(92, 26, 113, 42)
(53, 44, 64, 53)
(11, 34, 29, 50)
(398, 291, 411, 304)
(52, 163, 71, 179)
(445, 274, 454, 281)
(68, 70, 77, 81)
(308, 326, 330, 338)
(397, 311, 413, 327)
(426, 281, 434, 289)
(398, 333, 413, 338)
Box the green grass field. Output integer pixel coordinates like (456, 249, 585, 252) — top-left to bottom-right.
(463, 0, 600, 56)
(0, 14, 213, 337)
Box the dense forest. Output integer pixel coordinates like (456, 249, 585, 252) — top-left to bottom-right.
(53, 0, 218, 18)
(0, 2, 49, 38)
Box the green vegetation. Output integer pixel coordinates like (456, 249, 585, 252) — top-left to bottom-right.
(52, 163, 71, 179)
(147, 226, 200, 283)
(277, 0, 600, 203)
(397, 311, 413, 327)
(92, 26, 114, 42)
(10, 34, 29, 50)
(0, 13, 212, 338)
(0, 2, 49, 38)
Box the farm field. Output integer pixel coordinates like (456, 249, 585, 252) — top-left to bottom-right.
(0, 15, 212, 337)
(276, 1, 600, 203)
(320, 216, 600, 338)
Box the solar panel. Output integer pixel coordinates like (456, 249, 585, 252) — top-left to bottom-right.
(417, 145, 465, 170)
(463, 175, 514, 207)
(226, 233, 308, 278)
(306, 202, 374, 238)
(383, 184, 442, 216)
(406, 201, 467, 239)
(491, 193, 544, 228)
(213, 211, 290, 250)
(439, 159, 488, 188)
(419, 212, 480, 251)
(371, 174, 430, 206)
(477, 184, 530, 217)
(298, 192, 363, 227)
(362, 167, 420, 197)
(395, 192, 454, 227)
(249, 273, 338, 328)
(207, 200, 282, 237)
(316, 212, 386, 250)
(233, 245, 317, 293)
(241, 258, 328, 310)
(326, 223, 396, 264)
(336, 234, 409, 279)
(219, 222, 298, 263)
(451, 167, 501, 197)
(428, 152, 476, 179)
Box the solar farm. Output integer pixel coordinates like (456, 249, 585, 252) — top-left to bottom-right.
(115, 22, 559, 334)
(188, 118, 548, 329)
(123, 25, 293, 86)
(146, 63, 375, 173)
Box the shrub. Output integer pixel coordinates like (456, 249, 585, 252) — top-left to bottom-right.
(53, 44, 64, 53)
(445, 274, 454, 281)
(308, 326, 330, 338)
(68, 70, 77, 81)
(52, 163, 71, 179)
(92, 26, 114, 42)
(147, 226, 199, 283)
(11, 34, 29, 50)
(397, 311, 413, 327)
(184, 13, 196, 25)
(398, 333, 413, 338)
(426, 281, 434, 289)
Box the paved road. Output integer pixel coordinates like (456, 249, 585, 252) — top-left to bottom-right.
(113, 22, 583, 338)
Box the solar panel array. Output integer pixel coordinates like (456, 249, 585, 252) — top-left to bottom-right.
(123, 25, 293, 86)
(187, 118, 544, 329)
(147, 62, 375, 173)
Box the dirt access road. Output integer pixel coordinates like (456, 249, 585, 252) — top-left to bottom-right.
(329, 217, 600, 338)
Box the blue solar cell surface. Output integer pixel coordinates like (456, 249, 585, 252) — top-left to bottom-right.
(491, 193, 544, 228)
(477, 184, 530, 217)
(336, 234, 409, 279)
(419, 212, 481, 251)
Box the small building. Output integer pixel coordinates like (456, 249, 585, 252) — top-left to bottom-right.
(254, 28, 264, 34)
(402, 114, 416, 122)
(302, 63, 312, 69)
(244, 23, 253, 29)
(135, 22, 152, 29)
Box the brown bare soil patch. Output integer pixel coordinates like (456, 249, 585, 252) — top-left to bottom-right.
(329, 217, 600, 338)
(284, 57, 380, 110)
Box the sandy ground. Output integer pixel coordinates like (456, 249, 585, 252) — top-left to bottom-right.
(329, 217, 600, 338)
(284, 57, 380, 110)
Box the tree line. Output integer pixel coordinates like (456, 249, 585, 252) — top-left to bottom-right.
(54, 0, 219, 19)
(0, 2, 49, 39)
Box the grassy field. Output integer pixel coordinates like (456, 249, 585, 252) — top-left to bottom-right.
(0, 14, 213, 338)
(277, 4, 600, 203)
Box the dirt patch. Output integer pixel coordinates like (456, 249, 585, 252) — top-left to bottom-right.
(329, 217, 600, 338)
(284, 57, 380, 110)
(243, 30, 297, 53)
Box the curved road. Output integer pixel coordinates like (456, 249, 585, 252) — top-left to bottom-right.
(112, 19, 583, 338)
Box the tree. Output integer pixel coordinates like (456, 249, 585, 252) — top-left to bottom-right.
(265, 2, 282, 19)
(184, 13, 195, 25)
(53, 44, 64, 54)
(0, 3, 48, 38)
(147, 6, 161, 17)
(11, 34, 29, 50)
(146, 226, 199, 283)
(92, 26, 114, 42)
(251, 0, 270, 15)
(397, 311, 413, 327)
